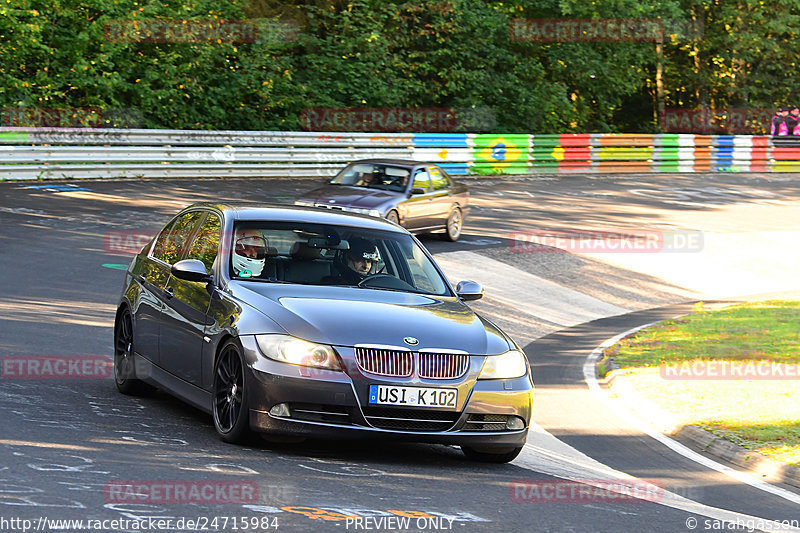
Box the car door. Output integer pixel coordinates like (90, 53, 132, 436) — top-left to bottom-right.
(134, 211, 203, 365)
(132, 217, 180, 364)
(427, 165, 454, 225)
(159, 210, 221, 386)
(144, 210, 205, 369)
(400, 168, 435, 229)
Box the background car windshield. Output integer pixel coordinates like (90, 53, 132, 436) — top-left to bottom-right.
(329, 163, 410, 193)
(230, 222, 450, 296)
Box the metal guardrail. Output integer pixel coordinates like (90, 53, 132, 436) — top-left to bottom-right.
(1, 128, 797, 180)
(0, 128, 416, 179)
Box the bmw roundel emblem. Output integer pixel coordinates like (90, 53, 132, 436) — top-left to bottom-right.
(403, 337, 419, 346)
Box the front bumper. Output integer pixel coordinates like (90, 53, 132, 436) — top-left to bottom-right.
(240, 337, 533, 447)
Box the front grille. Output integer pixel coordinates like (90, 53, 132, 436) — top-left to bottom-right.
(355, 347, 413, 377)
(418, 352, 470, 379)
(354, 347, 470, 379)
(463, 414, 510, 432)
(361, 407, 459, 431)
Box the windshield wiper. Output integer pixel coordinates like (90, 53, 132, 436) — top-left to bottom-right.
(233, 277, 290, 284)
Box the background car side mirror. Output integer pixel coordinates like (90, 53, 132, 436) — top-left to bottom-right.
(455, 280, 484, 301)
(172, 259, 212, 283)
(409, 187, 427, 195)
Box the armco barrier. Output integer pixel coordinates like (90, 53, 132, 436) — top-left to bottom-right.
(0, 127, 795, 180)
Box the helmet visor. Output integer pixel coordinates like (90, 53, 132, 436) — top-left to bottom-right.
(235, 235, 268, 259)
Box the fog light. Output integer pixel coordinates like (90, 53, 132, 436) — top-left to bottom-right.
(505, 416, 525, 430)
(269, 403, 290, 417)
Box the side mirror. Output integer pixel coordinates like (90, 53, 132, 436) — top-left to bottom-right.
(455, 280, 484, 301)
(409, 187, 427, 195)
(172, 259, 212, 283)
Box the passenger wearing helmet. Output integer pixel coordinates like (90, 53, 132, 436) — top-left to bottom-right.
(232, 229, 268, 277)
(328, 237, 380, 285)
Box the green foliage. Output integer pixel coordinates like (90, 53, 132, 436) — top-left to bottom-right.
(2, 0, 800, 132)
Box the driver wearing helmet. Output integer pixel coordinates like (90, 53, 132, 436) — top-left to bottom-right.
(232, 228, 268, 278)
(328, 237, 380, 285)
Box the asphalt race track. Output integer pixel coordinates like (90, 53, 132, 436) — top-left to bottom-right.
(1, 173, 799, 532)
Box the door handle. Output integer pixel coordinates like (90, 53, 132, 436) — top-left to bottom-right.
(164, 287, 174, 299)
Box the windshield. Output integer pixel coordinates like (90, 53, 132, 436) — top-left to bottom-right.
(329, 163, 410, 193)
(230, 222, 451, 296)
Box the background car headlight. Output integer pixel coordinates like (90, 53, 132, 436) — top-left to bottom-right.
(343, 207, 381, 217)
(294, 200, 314, 207)
(478, 350, 527, 379)
(255, 335, 341, 370)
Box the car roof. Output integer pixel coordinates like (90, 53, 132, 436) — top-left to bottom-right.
(345, 159, 433, 169)
(181, 202, 408, 233)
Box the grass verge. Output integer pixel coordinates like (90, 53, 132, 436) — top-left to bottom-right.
(605, 300, 800, 467)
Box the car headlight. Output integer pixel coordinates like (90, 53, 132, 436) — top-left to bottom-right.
(255, 335, 341, 371)
(343, 207, 381, 217)
(294, 200, 314, 207)
(478, 350, 527, 379)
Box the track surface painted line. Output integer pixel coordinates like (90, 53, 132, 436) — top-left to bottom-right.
(529, 304, 800, 526)
(435, 250, 630, 326)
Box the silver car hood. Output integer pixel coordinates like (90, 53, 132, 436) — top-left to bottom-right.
(299, 185, 400, 209)
(230, 282, 512, 355)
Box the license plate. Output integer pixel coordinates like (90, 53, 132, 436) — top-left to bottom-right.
(368, 385, 457, 409)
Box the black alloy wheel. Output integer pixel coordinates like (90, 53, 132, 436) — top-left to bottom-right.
(113, 308, 151, 395)
(213, 340, 251, 443)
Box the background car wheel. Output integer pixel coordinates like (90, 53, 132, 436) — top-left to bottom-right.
(460, 445, 523, 463)
(385, 210, 400, 225)
(213, 340, 252, 444)
(442, 207, 462, 241)
(113, 308, 152, 396)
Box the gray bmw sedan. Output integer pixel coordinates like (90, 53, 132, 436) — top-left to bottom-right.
(294, 159, 469, 241)
(114, 203, 533, 462)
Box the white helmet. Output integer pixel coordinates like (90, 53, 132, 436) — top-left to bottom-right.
(232, 230, 267, 277)
(232, 252, 264, 277)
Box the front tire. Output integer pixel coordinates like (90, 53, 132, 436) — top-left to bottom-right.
(442, 207, 462, 242)
(113, 308, 152, 396)
(213, 340, 252, 444)
(461, 445, 523, 463)
(385, 210, 400, 226)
